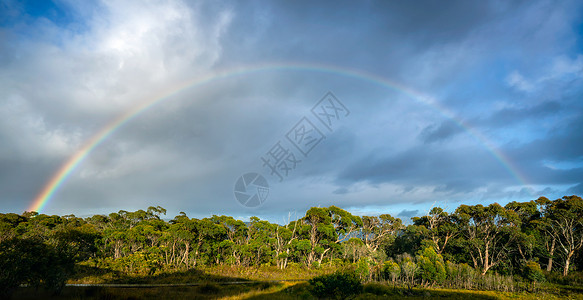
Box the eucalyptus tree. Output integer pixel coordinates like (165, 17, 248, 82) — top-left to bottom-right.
(544, 195, 583, 276)
(209, 215, 248, 265)
(455, 203, 520, 275)
(166, 213, 196, 268)
(246, 216, 277, 266)
(274, 219, 298, 269)
(192, 217, 226, 266)
(299, 206, 362, 266)
(327, 206, 363, 243)
(302, 207, 335, 266)
(413, 207, 459, 255)
(0, 213, 27, 242)
(504, 200, 540, 272)
(533, 197, 557, 271)
(360, 214, 403, 253)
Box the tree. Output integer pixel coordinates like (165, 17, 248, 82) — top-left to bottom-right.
(416, 247, 446, 287)
(455, 203, 520, 275)
(0, 237, 48, 297)
(210, 215, 248, 265)
(343, 238, 366, 263)
(302, 207, 335, 266)
(360, 214, 402, 253)
(414, 207, 459, 255)
(382, 260, 401, 285)
(0, 213, 27, 242)
(274, 216, 298, 269)
(533, 197, 558, 272)
(388, 224, 424, 257)
(327, 206, 362, 243)
(545, 196, 583, 276)
(399, 254, 417, 290)
(505, 201, 539, 272)
(0, 236, 79, 297)
(246, 217, 276, 267)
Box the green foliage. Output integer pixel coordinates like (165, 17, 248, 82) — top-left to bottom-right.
(356, 257, 372, 282)
(398, 254, 418, 289)
(388, 224, 424, 256)
(308, 270, 363, 299)
(524, 261, 545, 283)
(2, 196, 583, 298)
(0, 237, 75, 297)
(382, 260, 400, 283)
(416, 247, 446, 286)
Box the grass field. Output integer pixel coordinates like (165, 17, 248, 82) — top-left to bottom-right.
(10, 265, 583, 299)
(12, 282, 583, 300)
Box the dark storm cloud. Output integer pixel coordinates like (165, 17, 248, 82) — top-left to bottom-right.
(219, 0, 521, 75)
(507, 115, 583, 164)
(478, 101, 562, 128)
(420, 101, 563, 144)
(419, 120, 464, 144)
(337, 143, 510, 188)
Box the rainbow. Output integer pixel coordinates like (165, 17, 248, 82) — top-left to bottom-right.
(28, 62, 532, 213)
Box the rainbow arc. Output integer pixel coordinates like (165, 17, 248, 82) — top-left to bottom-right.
(28, 62, 532, 213)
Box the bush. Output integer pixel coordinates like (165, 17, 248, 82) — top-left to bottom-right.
(356, 257, 372, 282)
(416, 247, 446, 286)
(0, 237, 75, 297)
(524, 261, 545, 283)
(311, 261, 321, 269)
(382, 260, 400, 284)
(545, 270, 583, 286)
(309, 270, 363, 299)
(398, 254, 417, 289)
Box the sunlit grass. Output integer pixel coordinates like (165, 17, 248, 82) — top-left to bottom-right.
(18, 264, 583, 299)
(12, 281, 583, 299)
(69, 262, 336, 284)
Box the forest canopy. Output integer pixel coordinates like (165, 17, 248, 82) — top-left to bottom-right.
(1, 195, 583, 297)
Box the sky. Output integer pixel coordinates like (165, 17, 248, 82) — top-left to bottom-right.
(1, 0, 582, 223)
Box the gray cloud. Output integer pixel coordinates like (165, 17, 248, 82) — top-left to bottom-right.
(397, 209, 419, 219)
(0, 0, 582, 221)
(420, 120, 464, 144)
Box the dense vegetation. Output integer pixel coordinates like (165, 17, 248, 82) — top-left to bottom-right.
(2, 195, 583, 298)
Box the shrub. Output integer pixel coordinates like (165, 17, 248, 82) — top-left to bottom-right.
(398, 254, 417, 289)
(356, 257, 372, 282)
(0, 237, 75, 297)
(308, 270, 363, 299)
(363, 282, 392, 296)
(524, 261, 545, 283)
(416, 247, 446, 286)
(524, 261, 544, 291)
(382, 260, 400, 284)
(311, 261, 321, 269)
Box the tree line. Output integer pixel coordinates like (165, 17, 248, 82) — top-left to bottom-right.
(1, 195, 583, 296)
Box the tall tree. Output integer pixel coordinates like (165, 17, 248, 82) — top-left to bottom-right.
(302, 207, 335, 266)
(545, 196, 583, 276)
(414, 207, 459, 255)
(360, 214, 402, 253)
(456, 203, 520, 275)
(505, 201, 539, 270)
